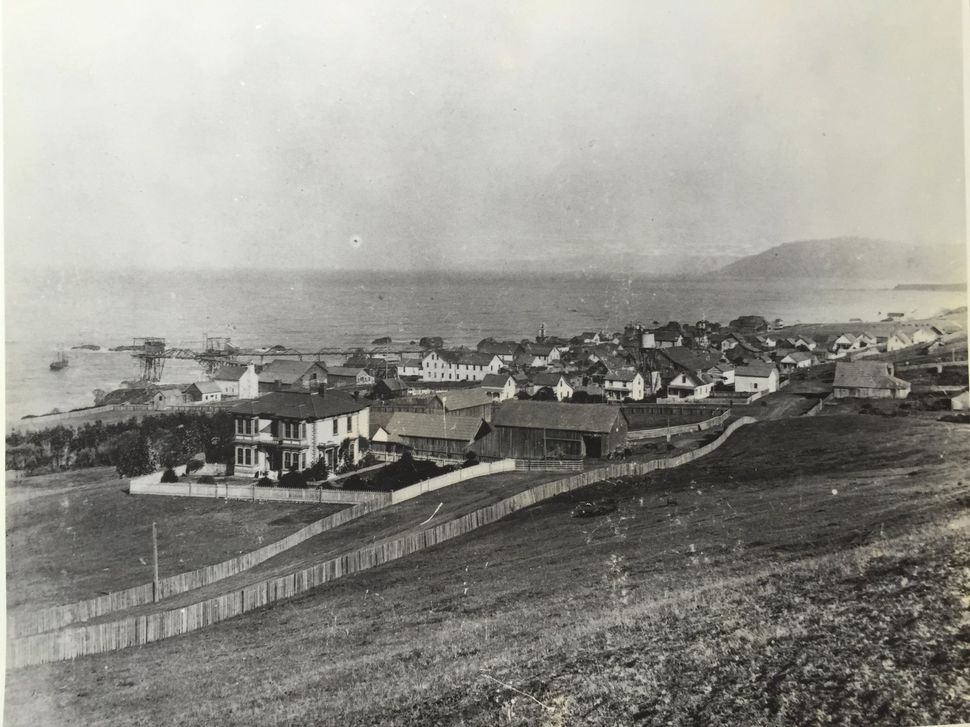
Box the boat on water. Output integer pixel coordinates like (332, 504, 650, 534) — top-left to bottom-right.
(49, 351, 69, 371)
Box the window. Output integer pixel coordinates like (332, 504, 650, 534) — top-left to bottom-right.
(236, 418, 255, 435)
(346, 415, 352, 432)
(332, 418, 338, 435)
(235, 447, 253, 466)
(281, 421, 303, 439)
(283, 450, 304, 470)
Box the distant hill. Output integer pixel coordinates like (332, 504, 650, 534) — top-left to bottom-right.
(717, 238, 966, 282)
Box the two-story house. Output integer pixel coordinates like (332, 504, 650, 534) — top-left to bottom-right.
(231, 390, 370, 479)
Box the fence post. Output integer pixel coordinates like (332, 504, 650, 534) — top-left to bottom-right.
(151, 522, 160, 603)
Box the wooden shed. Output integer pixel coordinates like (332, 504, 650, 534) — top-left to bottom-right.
(371, 411, 491, 460)
(475, 400, 628, 460)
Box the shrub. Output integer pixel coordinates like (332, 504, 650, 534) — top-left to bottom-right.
(462, 451, 480, 468)
(279, 468, 305, 488)
(160, 468, 179, 483)
(185, 459, 204, 474)
(198, 475, 216, 484)
(257, 476, 274, 488)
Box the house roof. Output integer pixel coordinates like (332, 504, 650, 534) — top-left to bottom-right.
(833, 361, 911, 391)
(524, 342, 556, 356)
(434, 388, 494, 411)
(100, 387, 164, 406)
(660, 347, 722, 373)
(212, 365, 251, 381)
(669, 371, 714, 387)
(477, 340, 522, 356)
(379, 411, 487, 442)
(440, 350, 498, 366)
(231, 390, 368, 419)
(492, 400, 623, 433)
(375, 378, 408, 392)
(531, 372, 568, 387)
(327, 367, 370, 378)
(400, 358, 423, 369)
(735, 363, 778, 378)
(653, 329, 682, 342)
(481, 373, 514, 389)
(187, 381, 221, 394)
(781, 351, 813, 363)
(258, 359, 327, 384)
(891, 331, 913, 345)
(605, 369, 640, 382)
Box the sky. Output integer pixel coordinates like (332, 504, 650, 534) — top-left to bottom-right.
(4, 0, 966, 272)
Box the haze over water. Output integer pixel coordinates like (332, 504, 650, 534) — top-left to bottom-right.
(5, 268, 965, 423)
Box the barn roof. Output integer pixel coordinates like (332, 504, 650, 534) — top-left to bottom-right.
(492, 400, 623, 433)
(833, 362, 911, 390)
(379, 412, 488, 442)
(258, 359, 327, 384)
(434, 388, 494, 411)
(212, 365, 250, 381)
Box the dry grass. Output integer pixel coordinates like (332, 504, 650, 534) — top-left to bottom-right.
(6, 467, 344, 610)
(5, 415, 969, 726)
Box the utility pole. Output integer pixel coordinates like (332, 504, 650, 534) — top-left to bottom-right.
(152, 521, 160, 603)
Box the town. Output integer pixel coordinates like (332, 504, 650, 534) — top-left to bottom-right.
(12, 310, 967, 482)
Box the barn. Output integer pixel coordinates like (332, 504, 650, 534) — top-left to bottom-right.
(371, 411, 491, 460)
(476, 400, 628, 460)
(833, 361, 911, 399)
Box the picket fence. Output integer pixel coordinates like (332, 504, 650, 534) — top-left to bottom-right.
(10, 460, 513, 638)
(129, 479, 387, 505)
(7, 418, 757, 668)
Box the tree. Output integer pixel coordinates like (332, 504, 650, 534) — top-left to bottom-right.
(107, 431, 157, 478)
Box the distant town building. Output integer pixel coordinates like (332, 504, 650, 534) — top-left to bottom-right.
(734, 364, 780, 393)
(183, 381, 223, 403)
(833, 361, 911, 399)
(212, 362, 259, 399)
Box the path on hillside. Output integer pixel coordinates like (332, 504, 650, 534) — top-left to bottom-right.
(78, 469, 566, 626)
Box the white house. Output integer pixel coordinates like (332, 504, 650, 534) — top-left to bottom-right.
(231, 390, 370, 479)
(212, 362, 259, 399)
(529, 372, 575, 401)
(665, 371, 714, 400)
(778, 351, 814, 373)
(183, 381, 223, 403)
(832, 333, 868, 353)
(886, 331, 914, 352)
(911, 327, 941, 346)
(734, 364, 779, 393)
(950, 389, 969, 411)
(397, 357, 424, 378)
(421, 350, 503, 382)
(707, 363, 735, 386)
(602, 370, 645, 402)
(480, 373, 518, 401)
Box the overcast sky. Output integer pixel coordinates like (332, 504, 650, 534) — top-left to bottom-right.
(4, 0, 965, 272)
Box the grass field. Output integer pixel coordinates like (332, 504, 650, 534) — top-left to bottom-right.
(5, 415, 968, 726)
(6, 467, 344, 611)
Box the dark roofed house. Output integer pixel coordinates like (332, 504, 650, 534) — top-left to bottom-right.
(476, 400, 628, 460)
(183, 381, 223, 403)
(833, 362, 911, 399)
(371, 411, 491, 460)
(257, 359, 328, 394)
(371, 377, 409, 400)
(326, 367, 376, 388)
(480, 373, 517, 401)
(230, 390, 370, 478)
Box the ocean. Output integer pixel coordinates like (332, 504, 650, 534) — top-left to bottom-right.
(5, 268, 965, 424)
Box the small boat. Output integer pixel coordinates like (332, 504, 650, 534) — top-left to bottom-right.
(50, 351, 69, 371)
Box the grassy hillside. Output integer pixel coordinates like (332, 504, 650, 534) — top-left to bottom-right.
(5, 416, 968, 726)
(6, 468, 344, 610)
(718, 237, 966, 282)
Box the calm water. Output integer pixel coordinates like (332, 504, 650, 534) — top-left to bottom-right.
(5, 268, 965, 423)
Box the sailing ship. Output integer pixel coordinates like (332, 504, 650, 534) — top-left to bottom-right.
(49, 350, 69, 371)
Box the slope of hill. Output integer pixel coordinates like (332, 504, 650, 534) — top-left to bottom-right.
(718, 237, 966, 282)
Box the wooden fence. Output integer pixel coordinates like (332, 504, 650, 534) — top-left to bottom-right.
(6, 418, 757, 668)
(626, 408, 730, 441)
(514, 459, 585, 472)
(129, 478, 388, 505)
(390, 460, 515, 504)
(10, 460, 514, 638)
